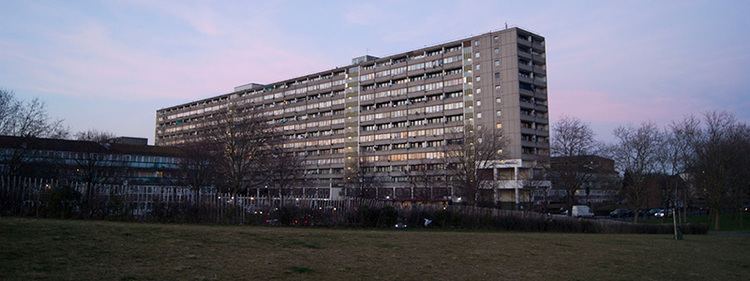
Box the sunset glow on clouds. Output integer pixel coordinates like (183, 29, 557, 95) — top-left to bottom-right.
(1, 0, 748, 142)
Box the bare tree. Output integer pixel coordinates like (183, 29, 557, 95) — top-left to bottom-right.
(609, 122, 664, 223)
(176, 140, 217, 204)
(550, 156, 599, 216)
(0, 89, 68, 138)
(444, 127, 506, 206)
(75, 129, 117, 143)
(346, 164, 386, 200)
(407, 157, 445, 201)
(551, 116, 595, 157)
(549, 116, 599, 216)
(658, 116, 701, 230)
(208, 108, 275, 202)
(0, 89, 68, 176)
(265, 144, 306, 204)
(690, 111, 749, 230)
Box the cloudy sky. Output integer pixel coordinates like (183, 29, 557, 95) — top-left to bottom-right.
(1, 0, 748, 143)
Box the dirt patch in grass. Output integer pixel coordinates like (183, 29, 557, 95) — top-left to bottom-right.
(0, 218, 748, 280)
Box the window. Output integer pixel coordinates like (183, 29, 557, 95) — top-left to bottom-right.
(494, 48, 499, 54)
(475, 64, 481, 70)
(445, 91, 463, 99)
(496, 123, 503, 129)
(495, 72, 500, 79)
(476, 76, 481, 82)
(444, 102, 463, 110)
(496, 98, 502, 104)
(446, 114, 463, 122)
(474, 40, 479, 46)
(476, 100, 482, 107)
(476, 88, 482, 94)
(477, 112, 482, 119)
(496, 110, 502, 117)
(475, 52, 480, 58)
(494, 60, 500, 66)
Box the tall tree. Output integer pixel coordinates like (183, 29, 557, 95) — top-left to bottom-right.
(659, 116, 701, 225)
(549, 116, 598, 216)
(690, 111, 750, 230)
(265, 144, 305, 204)
(209, 108, 274, 202)
(610, 122, 663, 223)
(176, 139, 217, 204)
(0, 89, 68, 176)
(444, 127, 506, 206)
(0, 89, 68, 138)
(551, 116, 595, 157)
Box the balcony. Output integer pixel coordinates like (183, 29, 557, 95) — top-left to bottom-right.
(533, 78, 547, 87)
(533, 65, 546, 75)
(518, 74, 534, 84)
(532, 41, 545, 51)
(519, 62, 533, 72)
(518, 50, 532, 60)
(480, 179, 552, 189)
(519, 100, 535, 110)
(517, 37, 532, 47)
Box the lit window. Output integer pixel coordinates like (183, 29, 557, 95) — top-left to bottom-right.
(475, 52, 480, 58)
(476, 100, 482, 107)
(476, 88, 482, 94)
(496, 123, 503, 129)
(476, 76, 481, 82)
(477, 113, 482, 119)
(496, 98, 502, 103)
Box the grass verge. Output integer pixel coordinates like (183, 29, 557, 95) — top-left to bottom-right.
(1, 217, 748, 281)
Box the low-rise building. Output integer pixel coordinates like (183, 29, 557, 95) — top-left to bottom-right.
(0, 136, 181, 185)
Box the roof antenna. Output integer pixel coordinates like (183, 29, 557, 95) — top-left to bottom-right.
(505, 22, 508, 29)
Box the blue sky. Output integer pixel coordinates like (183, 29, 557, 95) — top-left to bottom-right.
(1, 0, 748, 143)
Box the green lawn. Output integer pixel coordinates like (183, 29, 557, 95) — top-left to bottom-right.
(1, 218, 748, 281)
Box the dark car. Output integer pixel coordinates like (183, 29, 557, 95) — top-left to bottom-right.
(609, 208, 633, 218)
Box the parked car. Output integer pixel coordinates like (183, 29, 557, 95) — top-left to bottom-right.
(609, 208, 633, 218)
(571, 205, 595, 218)
(654, 208, 672, 218)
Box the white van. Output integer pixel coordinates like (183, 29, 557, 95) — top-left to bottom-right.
(571, 205, 595, 218)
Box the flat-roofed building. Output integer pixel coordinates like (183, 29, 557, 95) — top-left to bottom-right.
(155, 27, 550, 205)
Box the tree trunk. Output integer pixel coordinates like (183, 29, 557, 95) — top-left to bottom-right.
(713, 208, 721, 231)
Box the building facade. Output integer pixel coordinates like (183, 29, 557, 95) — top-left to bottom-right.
(155, 28, 550, 204)
(0, 136, 182, 185)
(547, 155, 621, 208)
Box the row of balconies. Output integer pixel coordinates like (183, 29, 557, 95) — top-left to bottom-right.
(358, 46, 463, 76)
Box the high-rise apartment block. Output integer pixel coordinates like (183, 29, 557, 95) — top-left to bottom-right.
(155, 28, 550, 206)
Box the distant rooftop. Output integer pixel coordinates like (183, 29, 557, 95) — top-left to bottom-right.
(234, 83, 265, 92)
(351, 55, 380, 65)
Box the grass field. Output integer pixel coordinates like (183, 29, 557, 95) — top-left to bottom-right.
(638, 213, 750, 231)
(1, 218, 748, 281)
